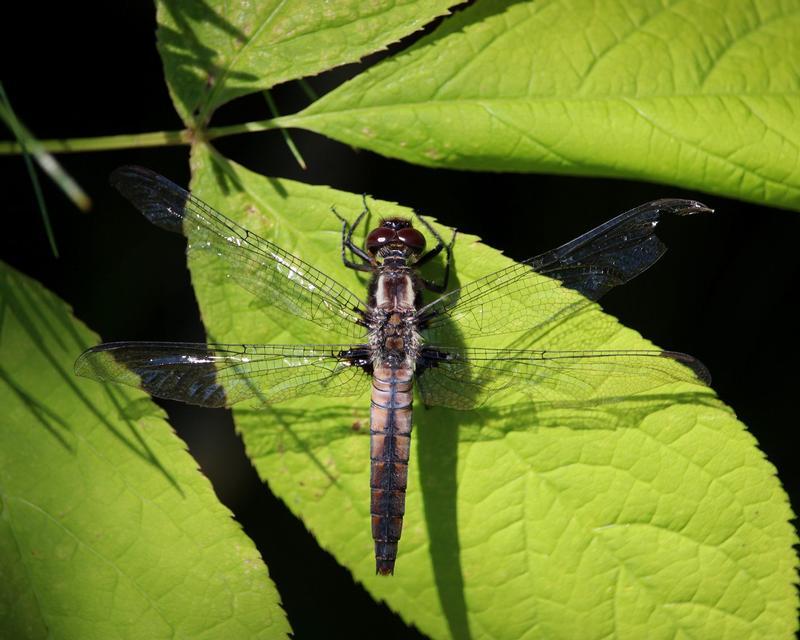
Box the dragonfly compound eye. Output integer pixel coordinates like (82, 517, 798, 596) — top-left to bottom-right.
(366, 227, 396, 254)
(397, 228, 426, 253)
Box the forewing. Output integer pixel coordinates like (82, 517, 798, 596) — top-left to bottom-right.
(417, 199, 711, 344)
(111, 166, 367, 340)
(417, 347, 710, 410)
(75, 342, 370, 408)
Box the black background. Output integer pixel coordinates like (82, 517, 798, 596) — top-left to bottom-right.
(2, 3, 797, 638)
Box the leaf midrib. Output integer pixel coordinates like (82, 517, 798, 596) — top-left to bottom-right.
(199, 0, 290, 121)
(285, 96, 800, 197)
(293, 92, 800, 121)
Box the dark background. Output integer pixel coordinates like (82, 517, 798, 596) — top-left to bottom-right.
(3, 3, 797, 638)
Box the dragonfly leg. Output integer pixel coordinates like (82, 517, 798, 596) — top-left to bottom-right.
(414, 213, 456, 292)
(332, 201, 373, 272)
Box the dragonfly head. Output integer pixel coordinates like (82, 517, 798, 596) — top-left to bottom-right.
(366, 218, 426, 260)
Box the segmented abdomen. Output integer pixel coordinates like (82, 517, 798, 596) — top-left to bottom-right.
(370, 363, 413, 575)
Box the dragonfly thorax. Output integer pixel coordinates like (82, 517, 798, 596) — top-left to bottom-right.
(368, 308, 421, 369)
(368, 270, 422, 370)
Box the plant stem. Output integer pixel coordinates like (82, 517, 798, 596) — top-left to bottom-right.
(263, 91, 306, 169)
(206, 118, 282, 139)
(297, 79, 319, 103)
(0, 81, 61, 255)
(0, 129, 191, 154)
(0, 119, 286, 155)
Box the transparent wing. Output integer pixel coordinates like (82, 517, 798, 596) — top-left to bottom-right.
(416, 346, 710, 410)
(75, 342, 371, 408)
(417, 199, 712, 343)
(111, 166, 367, 340)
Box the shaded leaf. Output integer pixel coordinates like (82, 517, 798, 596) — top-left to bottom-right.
(184, 146, 797, 638)
(157, 0, 465, 125)
(0, 263, 290, 639)
(285, 0, 800, 211)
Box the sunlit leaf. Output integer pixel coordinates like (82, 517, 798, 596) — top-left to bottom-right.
(284, 0, 800, 211)
(0, 263, 290, 639)
(184, 146, 797, 639)
(157, 0, 465, 125)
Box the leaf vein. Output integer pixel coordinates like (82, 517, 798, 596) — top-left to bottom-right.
(10, 495, 177, 634)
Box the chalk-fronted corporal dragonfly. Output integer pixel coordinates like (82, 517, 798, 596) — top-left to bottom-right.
(76, 167, 711, 575)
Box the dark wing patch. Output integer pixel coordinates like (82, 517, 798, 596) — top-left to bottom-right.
(75, 342, 371, 408)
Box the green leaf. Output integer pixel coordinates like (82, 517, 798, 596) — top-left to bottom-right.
(185, 146, 798, 639)
(283, 0, 800, 212)
(0, 263, 290, 639)
(157, 0, 465, 125)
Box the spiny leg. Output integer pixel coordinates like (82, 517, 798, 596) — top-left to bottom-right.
(346, 195, 374, 263)
(413, 212, 457, 293)
(346, 195, 373, 257)
(331, 200, 373, 272)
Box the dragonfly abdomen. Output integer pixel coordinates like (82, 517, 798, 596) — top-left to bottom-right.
(370, 363, 413, 576)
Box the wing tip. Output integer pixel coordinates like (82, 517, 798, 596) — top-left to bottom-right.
(73, 350, 90, 377)
(109, 165, 156, 189)
(660, 351, 712, 385)
(677, 200, 714, 216)
(74, 344, 116, 379)
(653, 199, 714, 217)
(108, 166, 189, 232)
(640, 198, 713, 220)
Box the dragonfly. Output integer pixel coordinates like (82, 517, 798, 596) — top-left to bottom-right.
(75, 166, 712, 575)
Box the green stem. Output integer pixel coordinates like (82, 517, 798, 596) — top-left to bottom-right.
(0, 129, 190, 154)
(0, 119, 285, 154)
(206, 118, 282, 139)
(0, 81, 59, 255)
(20, 142, 58, 256)
(297, 79, 319, 103)
(263, 91, 306, 169)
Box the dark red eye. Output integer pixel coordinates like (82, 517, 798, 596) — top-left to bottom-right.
(397, 228, 426, 252)
(366, 227, 396, 253)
